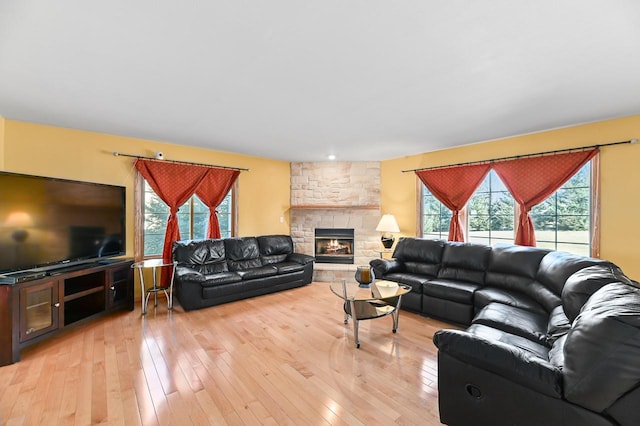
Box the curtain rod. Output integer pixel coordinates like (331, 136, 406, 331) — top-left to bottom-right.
(111, 151, 249, 171)
(401, 138, 638, 173)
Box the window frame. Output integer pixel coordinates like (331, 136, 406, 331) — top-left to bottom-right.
(134, 173, 237, 260)
(417, 156, 600, 257)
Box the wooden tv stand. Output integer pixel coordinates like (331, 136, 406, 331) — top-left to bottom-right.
(0, 259, 134, 366)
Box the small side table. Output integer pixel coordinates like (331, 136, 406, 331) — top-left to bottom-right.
(132, 259, 177, 315)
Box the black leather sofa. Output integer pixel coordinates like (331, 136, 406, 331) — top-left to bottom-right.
(370, 238, 640, 426)
(172, 235, 314, 311)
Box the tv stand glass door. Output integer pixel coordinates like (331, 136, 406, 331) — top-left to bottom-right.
(20, 280, 60, 342)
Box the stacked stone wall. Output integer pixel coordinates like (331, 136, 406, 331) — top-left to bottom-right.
(290, 162, 382, 282)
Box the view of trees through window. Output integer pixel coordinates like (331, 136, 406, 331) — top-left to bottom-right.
(143, 181, 233, 256)
(423, 191, 452, 239)
(531, 162, 590, 255)
(421, 163, 592, 256)
(467, 171, 515, 246)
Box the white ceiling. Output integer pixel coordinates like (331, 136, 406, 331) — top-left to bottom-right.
(1, 1, 640, 162)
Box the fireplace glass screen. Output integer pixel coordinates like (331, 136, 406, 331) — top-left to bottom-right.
(314, 228, 354, 264)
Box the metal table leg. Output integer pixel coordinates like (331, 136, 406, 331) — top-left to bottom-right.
(138, 266, 147, 315)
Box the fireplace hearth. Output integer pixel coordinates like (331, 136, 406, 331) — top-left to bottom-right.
(314, 228, 354, 264)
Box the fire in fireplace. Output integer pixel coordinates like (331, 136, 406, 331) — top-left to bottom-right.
(314, 228, 354, 264)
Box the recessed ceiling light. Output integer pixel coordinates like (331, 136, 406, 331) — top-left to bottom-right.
(328, 154, 336, 160)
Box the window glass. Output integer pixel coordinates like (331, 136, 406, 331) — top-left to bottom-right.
(142, 181, 233, 256)
(532, 162, 590, 256)
(468, 171, 515, 245)
(418, 161, 593, 255)
(421, 186, 451, 239)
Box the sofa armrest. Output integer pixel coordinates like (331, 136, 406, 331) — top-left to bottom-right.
(287, 253, 315, 265)
(370, 258, 404, 277)
(433, 329, 563, 398)
(175, 266, 206, 283)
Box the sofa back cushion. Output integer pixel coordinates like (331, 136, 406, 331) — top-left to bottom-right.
(562, 264, 633, 322)
(437, 242, 491, 285)
(257, 235, 294, 264)
(486, 244, 549, 286)
(536, 251, 612, 296)
(485, 244, 553, 308)
(172, 239, 228, 274)
(563, 282, 640, 412)
(392, 238, 445, 276)
(224, 237, 263, 271)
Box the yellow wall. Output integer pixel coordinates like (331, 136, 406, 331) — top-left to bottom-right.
(381, 115, 640, 279)
(1, 119, 291, 262)
(4, 115, 640, 283)
(0, 116, 5, 168)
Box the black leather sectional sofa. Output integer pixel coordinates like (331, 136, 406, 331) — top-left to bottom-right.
(172, 235, 314, 311)
(370, 237, 640, 426)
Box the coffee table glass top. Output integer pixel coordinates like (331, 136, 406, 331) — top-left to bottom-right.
(330, 280, 410, 301)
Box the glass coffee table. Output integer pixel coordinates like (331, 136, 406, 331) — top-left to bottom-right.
(330, 279, 411, 348)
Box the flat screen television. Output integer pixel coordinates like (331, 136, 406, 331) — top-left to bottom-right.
(0, 171, 126, 275)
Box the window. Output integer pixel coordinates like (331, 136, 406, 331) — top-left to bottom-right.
(142, 181, 234, 257)
(418, 161, 595, 256)
(531, 162, 591, 256)
(421, 186, 451, 239)
(467, 170, 515, 246)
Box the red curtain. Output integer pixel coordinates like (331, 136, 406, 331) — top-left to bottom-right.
(416, 163, 491, 241)
(195, 168, 240, 238)
(493, 149, 598, 246)
(135, 159, 209, 268)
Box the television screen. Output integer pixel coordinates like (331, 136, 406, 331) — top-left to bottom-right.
(0, 171, 126, 274)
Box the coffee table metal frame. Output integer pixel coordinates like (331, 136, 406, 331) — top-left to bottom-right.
(330, 279, 410, 348)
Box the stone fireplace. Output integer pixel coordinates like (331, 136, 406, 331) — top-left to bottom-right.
(290, 161, 381, 282)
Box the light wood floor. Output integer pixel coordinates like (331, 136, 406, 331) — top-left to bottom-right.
(0, 282, 452, 425)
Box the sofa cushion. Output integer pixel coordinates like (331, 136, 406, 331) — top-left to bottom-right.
(392, 238, 445, 276)
(563, 282, 640, 412)
(236, 265, 278, 280)
(546, 305, 571, 345)
(437, 242, 491, 285)
(261, 254, 288, 264)
(382, 273, 429, 294)
(487, 244, 550, 280)
(173, 239, 229, 274)
(271, 261, 306, 274)
(224, 237, 263, 271)
(257, 235, 294, 264)
(423, 279, 480, 304)
(562, 264, 634, 322)
(404, 261, 439, 277)
(548, 334, 567, 368)
(175, 266, 206, 283)
(257, 235, 293, 255)
(474, 287, 546, 314)
(200, 272, 242, 287)
(521, 281, 561, 313)
(467, 324, 551, 360)
(536, 250, 612, 296)
(485, 244, 551, 306)
(472, 303, 549, 346)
